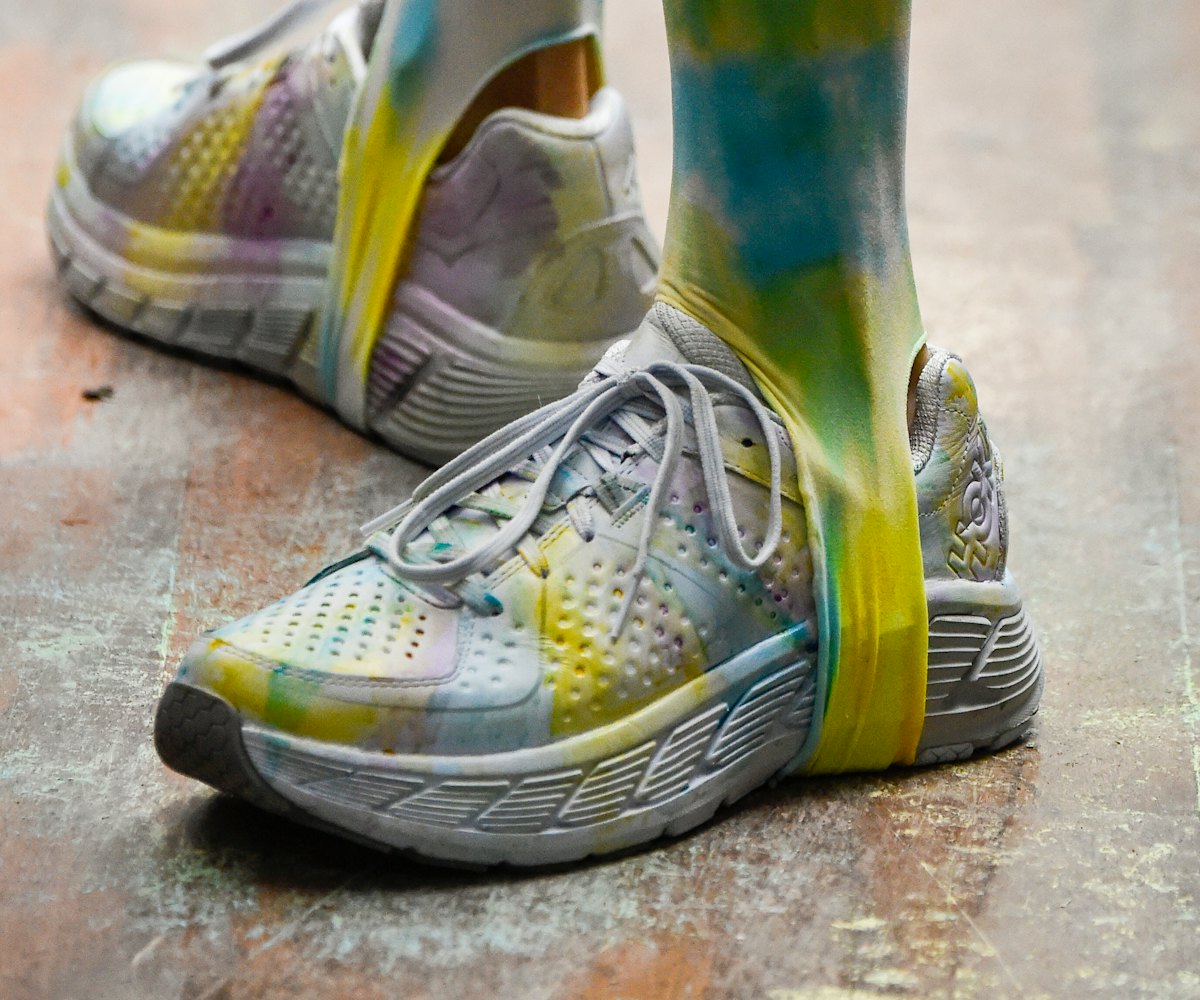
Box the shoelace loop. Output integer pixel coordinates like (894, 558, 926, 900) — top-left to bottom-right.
(361, 361, 785, 635)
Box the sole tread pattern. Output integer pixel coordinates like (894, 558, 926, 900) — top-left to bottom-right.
(917, 605, 1043, 758)
(153, 684, 291, 816)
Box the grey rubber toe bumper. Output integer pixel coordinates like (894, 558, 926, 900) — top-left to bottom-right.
(154, 683, 295, 817)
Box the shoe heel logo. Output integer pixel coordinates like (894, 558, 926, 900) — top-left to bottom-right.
(948, 426, 1002, 583)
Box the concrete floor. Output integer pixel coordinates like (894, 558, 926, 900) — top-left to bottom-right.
(2, 1, 1198, 997)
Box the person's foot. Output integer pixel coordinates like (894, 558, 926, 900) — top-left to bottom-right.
(48, 1, 659, 463)
(154, 303, 1042, 866)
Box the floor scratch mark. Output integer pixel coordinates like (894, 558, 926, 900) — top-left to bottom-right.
(1166, 447, 1200, 817)
(914, 857, 1025, 994)
(248, 873, 366, 960)
(192, 872, 367, 1000)
(130, 933, 165, 969)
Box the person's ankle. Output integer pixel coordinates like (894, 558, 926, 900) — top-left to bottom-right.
(440, 38, 597, 162)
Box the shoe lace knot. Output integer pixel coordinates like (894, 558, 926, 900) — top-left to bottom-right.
(361, 358, 786, 636)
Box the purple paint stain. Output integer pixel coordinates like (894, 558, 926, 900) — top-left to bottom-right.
(221, 63, 337, 241)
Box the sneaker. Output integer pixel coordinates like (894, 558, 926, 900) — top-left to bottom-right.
(47, 1, 659, 462)
(154, 304, 1043, 865)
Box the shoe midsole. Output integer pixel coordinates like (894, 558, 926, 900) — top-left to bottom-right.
(236, 621, 817, 862)
(919, 575, 1043, 757)
(186, 573, 1041, 859)
(48, 178, 330, 303)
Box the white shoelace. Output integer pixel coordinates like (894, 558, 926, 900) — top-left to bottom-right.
(362, 361, 786, 634)
(204, 0, 352, 70)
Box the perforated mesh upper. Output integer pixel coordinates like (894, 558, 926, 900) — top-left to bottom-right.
(156, 67, 276, 231)
(214, 558, 461, 682)
(220, 63, 341, 237)
(537, 466, 815, 735)
(79, 43, 349, 239)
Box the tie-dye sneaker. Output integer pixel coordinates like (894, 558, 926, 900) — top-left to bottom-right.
(154, 304, 1043, 866)
(47, 1, 658, 462)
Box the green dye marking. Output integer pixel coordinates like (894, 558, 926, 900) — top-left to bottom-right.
(264, 667, 320, 732)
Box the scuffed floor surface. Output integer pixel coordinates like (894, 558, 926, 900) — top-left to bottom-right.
(2, 1, 1198, 997)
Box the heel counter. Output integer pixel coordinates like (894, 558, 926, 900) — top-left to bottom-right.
(402, 89, 657, 342)
(916, 356, 1009, 584)
(511, 89, 659, 343)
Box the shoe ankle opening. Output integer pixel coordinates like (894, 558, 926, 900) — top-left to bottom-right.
(438, 36, 601, 164)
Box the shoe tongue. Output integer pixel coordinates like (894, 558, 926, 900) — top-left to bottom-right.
(617, 303, 762, 398)
(420, 307, 760, 570)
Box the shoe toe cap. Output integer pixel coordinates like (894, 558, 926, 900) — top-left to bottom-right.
(170, 559, 471, 747)
(174, 634, 388, 747)
(70, 59, 199, 189)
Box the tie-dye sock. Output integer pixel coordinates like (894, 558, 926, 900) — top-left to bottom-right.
(657, 0, 928, 772)
(317, 0, 603, 424)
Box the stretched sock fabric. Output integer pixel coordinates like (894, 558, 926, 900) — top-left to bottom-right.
(657, 0, 928, 772)
(317, 0, 602, 424)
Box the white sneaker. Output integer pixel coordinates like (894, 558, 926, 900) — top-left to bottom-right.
(48, 1, 659, 462)
(155, 304, 1042, 865)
